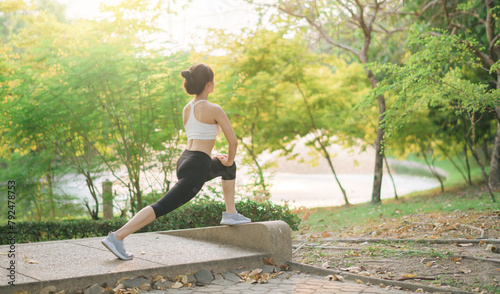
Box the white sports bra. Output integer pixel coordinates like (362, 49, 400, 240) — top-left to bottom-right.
(184, 100, 221, 140)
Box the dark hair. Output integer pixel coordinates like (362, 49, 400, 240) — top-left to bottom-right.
(181, 63, 214, 95)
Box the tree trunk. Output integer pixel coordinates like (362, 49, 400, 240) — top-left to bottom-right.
(384, 154, 398, 199)
(489, 113, 500, 191)
(366, 72, 386, 205)
(46, 171, 55, 220)
(318, 141, 349, 206)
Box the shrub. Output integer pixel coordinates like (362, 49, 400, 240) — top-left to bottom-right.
(0, 199, 300, 244)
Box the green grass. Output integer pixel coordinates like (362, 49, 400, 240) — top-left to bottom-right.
(299, 183, 499, 235)
(297, 152, 500, 235)
(392, 153, 487, 187)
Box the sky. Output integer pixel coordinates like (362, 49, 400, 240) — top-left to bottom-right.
(59, 0, 265, 52)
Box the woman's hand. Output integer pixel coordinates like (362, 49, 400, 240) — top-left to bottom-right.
(214, 154, 232, 166)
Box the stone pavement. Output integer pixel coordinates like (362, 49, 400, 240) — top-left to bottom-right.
(0, 221, 436, 294)
(148, 271, 413, 294)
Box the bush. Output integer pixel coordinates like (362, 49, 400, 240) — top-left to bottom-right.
(0, 199, 300, 244)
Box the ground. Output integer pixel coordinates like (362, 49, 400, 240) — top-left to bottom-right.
(291, 186, 500, 294)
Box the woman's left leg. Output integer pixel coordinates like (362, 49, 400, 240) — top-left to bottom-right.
(206, 159, 250, 225)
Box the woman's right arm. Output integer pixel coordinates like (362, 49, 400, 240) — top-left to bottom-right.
(214, 105, 238, 166)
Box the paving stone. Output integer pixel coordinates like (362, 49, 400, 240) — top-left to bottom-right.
(123, 277, 151, 289)
(194, 269, 214, 286)
(261, 265, 275, 273)
(221, 272, 241, 283)
(152, 279, 171, 290)
(83, 283, 102, 294)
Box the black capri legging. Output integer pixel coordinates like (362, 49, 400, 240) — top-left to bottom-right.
(150, 149, 236, 218)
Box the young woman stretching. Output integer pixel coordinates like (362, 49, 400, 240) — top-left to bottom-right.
(102, 63, 251, 260)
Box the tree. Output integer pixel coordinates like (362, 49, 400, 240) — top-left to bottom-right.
(415, 0, 500, 191)
(259, 0, 411, 204)
(365, 31, 498, 201)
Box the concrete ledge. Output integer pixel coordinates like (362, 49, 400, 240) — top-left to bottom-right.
(161, 221, 292, 264)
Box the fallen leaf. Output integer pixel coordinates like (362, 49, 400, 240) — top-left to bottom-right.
(355, 279, 363, 284)
(450, 257, 461, 262)
(457, 243, 473, 247)
(175, 275, 188, 285)
(263, 257, 276, 266)
(139, 283, 152, 291)
(321, 261, 329, 269)
(402, 274, 417, 278)
(258, 273, 270, 284)
(140, 251, 146, 255)
(358, 271, 371, 276)
(130, 287, 141, 294)
(152, 275, 165, 283)
(461, 269, 472, 274)
(116, 277, 131, 286)
(113, 284, 125, 292)
(279, 264, 290, 271)
(479, 240, 486, 246)
(416, 288, 424, 293)
(23, 255, 39, 264)
(171, 281, 184, 289)
(321, 231, 332, 238)
(249, 268, 263, 276)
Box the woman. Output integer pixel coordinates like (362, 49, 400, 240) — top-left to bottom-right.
(102, 63, 251, 260)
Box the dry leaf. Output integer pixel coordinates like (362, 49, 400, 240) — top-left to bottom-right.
(479, 240, 486, 246)
(415, 288, 424, 293)
(116, 277, 131, 286)
(23, 255, 39, 264)
(13, 291, 29, 294)
(249, 268, 263, 276)
(321, 261, 329, 269)
(359, 271, 371, 276)
(461, 269, 472, 274)
(152, 275, 165, 283)
(175, 275, 188, 284)
(355, 279, 363, 284)
(258, 273, 270, 284)
(113, 284, 125, 292)
(171, 281, 184, 289)
(450, 257, 461, 262)
(130, 287, 141, 294)
(321, 231, 332, 238)
(263, 257, 276, 266)
(279, 264, 290, 271)
(302, 257, 309, 264)
(486, 244, 498, 252)
(402, 274, 417, 278)
(457, 243, 474, 247)
(139, 283, 152, 291)
(140, 251, 146, 255)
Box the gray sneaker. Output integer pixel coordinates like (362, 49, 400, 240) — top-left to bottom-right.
(220, 212, 251, 225)
(101, 232, 133, 260)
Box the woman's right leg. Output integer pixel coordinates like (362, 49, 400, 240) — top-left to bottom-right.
(114, 206, 156, 240)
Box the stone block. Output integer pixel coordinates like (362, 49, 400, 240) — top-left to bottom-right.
(161, 221, 292, 264)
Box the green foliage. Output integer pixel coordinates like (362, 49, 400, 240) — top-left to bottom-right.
(0, 199, 301, 244)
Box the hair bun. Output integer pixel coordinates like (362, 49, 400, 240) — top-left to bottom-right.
(181, 70, 192, 79)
